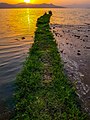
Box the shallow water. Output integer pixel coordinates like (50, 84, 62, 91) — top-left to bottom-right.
(0, 8, 90, 117)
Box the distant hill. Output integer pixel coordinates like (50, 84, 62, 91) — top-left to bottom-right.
(0, 3, 64, 8)
(64, 4, 90, 8)
(0, 3, 15, 8)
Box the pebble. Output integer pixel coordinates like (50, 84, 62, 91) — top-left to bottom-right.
(22, 37, 25, 40)
(86, 47, 90, 49)
(85, 35, 88, 37)
(55, 33, 58, 36)
(60, 35, 62, 37)
(79, 72, 84, 77)
(77, 53, 81, 55)
(15, 39, 19, 41)
(60, 50, 63, 53)
(74, 35, 80, 39)
(78, 50, 80, 52)
(53, 27, 55, 29)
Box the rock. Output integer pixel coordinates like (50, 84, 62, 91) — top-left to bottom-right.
(74, 35, 80, 39)
(60, 35, 62, 37)
(79, 72, 84, 77)
(64, 62, 67, 64)
(55, 33, 58, 36)
(53, 30, 55, 33)
(85, 35, 88, 37)
(53, 27, 55, 29)
(22, 37, 25, 40)
(66, 43, 69, 45)
(88, 97, 90, 99)
(77, 53, 81, 55)
(84, 46, 86, 49)
(68, 30, 70, 32)
(86, 47, 90, 49)
(49, 11, 52, 15)
(60, 50, 63, 53)
(64, 53, 66, 54)
(62, 30, 64, 33)
(78, 50, 80, 52)
(15, 39, 19, 41)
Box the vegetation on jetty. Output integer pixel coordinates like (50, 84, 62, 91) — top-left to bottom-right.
(13, 12, 88, 120)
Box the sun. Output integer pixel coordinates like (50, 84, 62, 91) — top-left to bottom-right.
(24, 0, 30, 3)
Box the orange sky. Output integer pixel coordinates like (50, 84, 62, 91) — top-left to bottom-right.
(0, 0, 90, 5)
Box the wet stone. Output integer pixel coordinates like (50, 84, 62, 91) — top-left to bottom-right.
(86, 47, 90, 49)
(55, 33, 58, 36)
(22, 37, 25, 40)
(60, 50, 63, 53)
(15, 38, 19, 40)
(77, 53, 81, 55)
(85, 35, 88, 37)
(78, 50, 81, 52)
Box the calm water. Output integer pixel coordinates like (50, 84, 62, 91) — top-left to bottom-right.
(0, 8, 90, 114)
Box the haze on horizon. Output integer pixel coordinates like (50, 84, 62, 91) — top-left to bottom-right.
(0, 0, 90, 6)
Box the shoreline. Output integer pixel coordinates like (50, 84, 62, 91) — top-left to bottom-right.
(51, 24, 90, 113)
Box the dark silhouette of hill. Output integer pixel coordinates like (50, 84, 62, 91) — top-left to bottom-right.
(0, 3, 15, 8)
(0, 2, 65, 8)
(64, 4, 90, 8)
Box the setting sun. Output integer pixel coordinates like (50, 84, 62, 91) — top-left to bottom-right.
(24, 0, 30, 3)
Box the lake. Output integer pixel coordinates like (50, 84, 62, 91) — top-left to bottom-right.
(0, 8, 90, 117)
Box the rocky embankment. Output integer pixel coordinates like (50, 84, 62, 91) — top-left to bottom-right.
(51, 24, 90, 113)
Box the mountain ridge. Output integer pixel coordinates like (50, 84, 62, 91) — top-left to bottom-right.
(63, 3, 90, 8)
(0, 3, 65, 8)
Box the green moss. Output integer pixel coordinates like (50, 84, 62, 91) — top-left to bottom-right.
(13, 12, 88, 120)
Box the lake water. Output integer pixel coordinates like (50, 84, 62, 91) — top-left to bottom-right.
(0, 8, 90, 117)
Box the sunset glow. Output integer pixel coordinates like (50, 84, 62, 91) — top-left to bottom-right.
(0, 0, 90, 5)
(24, 0, 30, 3)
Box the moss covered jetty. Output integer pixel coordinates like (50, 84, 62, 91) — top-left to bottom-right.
(14, 12, 88, 120)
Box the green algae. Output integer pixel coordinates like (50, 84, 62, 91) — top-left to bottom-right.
(13, 11, 88, 120)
